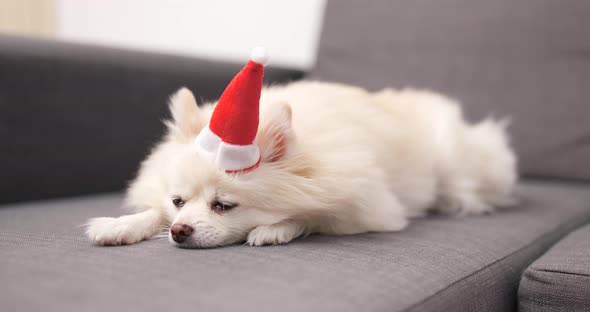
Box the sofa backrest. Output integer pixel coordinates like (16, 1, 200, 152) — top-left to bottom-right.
(312, 0, 590, 181)
(0, 35, 303, 204)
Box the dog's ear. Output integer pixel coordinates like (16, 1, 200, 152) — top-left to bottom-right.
(257, 101, 294, 163)
(166, 87, 207, 141)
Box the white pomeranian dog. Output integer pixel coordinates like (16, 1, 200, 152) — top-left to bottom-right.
(86, 52, 516, 248)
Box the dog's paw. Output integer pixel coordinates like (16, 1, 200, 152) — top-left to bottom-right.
(247, 222, 305, 246)
(86, 217, 145, 246)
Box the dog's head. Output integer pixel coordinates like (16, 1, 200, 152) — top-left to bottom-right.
(131, 88, 313, 248)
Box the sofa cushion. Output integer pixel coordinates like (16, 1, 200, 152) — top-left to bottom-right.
(519, 223, 590, 311)
(312, 0, 590, 181)
(1, 180, 589, 312)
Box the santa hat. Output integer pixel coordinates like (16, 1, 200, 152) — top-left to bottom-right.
(194, 47, 269, 173)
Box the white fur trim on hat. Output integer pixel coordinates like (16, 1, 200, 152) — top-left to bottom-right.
(215, 142, 260, 172)
(194, 126, 261, 172)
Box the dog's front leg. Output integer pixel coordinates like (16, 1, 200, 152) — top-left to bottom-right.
(247, 221, 307, 246)
(86, 209, 164, 245)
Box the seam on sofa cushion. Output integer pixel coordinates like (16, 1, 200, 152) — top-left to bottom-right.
(0, 232, 88, 246)
(402, 212, 590, 312)
(534, 268, 590, 278)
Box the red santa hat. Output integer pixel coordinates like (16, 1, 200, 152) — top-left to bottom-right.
(194, 47, 269, 173)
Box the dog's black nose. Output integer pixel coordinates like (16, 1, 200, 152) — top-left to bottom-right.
(170, 224, 193, 243)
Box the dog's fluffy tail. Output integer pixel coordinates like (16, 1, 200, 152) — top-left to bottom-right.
(434, 116, 518, 215)
(466, 117, 518, 207)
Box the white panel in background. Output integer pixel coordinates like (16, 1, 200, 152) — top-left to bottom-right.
(55, 0, 326, 70)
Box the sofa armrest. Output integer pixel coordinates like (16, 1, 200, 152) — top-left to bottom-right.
(0, 34, 304, 204)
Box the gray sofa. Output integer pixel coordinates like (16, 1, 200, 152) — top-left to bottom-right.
(520, 223, 590, 311)
(1, 1, 589, 311)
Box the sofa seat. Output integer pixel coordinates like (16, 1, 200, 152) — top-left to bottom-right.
(519, 222, 590, 311)
(1, 180, 589, 312)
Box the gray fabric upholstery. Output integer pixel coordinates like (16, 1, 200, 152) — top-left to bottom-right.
(312, 0, 590, 181)
(519, 223, 590, 311)
(0, 34, 303, 204)
(1, 180, 589, 312)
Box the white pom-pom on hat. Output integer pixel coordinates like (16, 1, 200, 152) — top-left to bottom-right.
(250, 47, 270, 65)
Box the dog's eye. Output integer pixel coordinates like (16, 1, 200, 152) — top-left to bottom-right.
(211, 200, 238, 213)
(172, 197, 185, 209)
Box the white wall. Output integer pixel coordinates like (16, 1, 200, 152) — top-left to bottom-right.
(55, 0, 326, 70)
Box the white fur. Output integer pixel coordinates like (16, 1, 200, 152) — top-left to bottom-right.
(86, 81, 517, 247)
